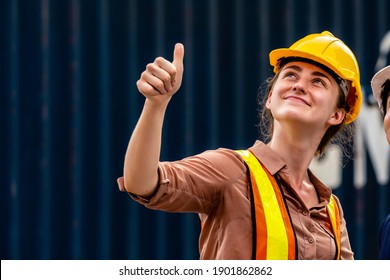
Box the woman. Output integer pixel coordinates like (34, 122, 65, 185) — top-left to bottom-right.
(117, 31, 362, 259)
(371, 65, 390, 259)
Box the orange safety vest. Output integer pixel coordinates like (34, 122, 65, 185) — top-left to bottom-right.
(236, 149, 341, 260)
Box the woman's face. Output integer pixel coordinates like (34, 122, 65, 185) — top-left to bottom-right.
(266, 61, 345, 129)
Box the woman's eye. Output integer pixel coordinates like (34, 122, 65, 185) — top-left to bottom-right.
(284, 72, 297, 79)
(313, 78, 326, 87)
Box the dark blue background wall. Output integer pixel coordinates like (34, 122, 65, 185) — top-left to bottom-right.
(1, 0, 390, 260)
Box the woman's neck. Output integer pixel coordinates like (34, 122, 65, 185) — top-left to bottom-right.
(268, 122, 325, 189)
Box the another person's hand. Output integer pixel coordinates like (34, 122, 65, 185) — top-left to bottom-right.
(136, 43, 184, 105)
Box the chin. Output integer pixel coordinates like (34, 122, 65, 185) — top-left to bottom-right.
(276, 110, 312, 123)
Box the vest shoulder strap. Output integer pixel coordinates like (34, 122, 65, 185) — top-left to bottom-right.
(327, 194, 341, 259)
(236, 149, 296, 260)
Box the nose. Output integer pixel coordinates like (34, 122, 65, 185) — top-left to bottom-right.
(293, 81, 306, 94)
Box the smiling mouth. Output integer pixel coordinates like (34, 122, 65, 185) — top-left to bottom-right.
(285, 96, 310, 106)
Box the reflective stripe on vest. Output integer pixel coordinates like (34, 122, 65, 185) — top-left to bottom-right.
(237, 149, 341, 260)
(327, 195, 341, 260)
(237, 149, 296, 259)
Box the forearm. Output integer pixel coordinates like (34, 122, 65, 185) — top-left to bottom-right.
(123, 99, 169, 196)
(122, 43, 184, 196)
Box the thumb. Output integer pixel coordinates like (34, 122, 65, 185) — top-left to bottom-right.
(172, 43, 184, 69)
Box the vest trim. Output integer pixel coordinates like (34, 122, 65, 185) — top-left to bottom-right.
(237, 149, 341, 260)
(237, 150, 296, 259)
(327, 195, 341, 259)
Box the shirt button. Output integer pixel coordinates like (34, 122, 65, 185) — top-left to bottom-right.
(308, 238, 314, 243)
(302, 210, 308, 216)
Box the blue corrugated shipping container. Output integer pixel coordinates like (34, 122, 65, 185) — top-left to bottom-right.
(1, 0, 389, 260)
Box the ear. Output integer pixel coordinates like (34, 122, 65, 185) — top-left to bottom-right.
(265, 91, 273, 109)
(327, 108, 346, 126)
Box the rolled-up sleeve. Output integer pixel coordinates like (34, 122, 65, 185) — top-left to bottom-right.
(119, 148, 247, 214)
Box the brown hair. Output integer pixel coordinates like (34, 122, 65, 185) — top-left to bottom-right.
(257, 69, 355, 159)
(380, 80, 390, 116)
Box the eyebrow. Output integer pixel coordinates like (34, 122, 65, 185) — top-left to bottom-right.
(283, 65, 333, 83)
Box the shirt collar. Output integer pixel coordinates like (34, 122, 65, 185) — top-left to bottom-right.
(248, 140, 286, 175)
(248, 140, 332, 201)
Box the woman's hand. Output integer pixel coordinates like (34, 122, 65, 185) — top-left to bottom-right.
(136, 43, 184, 105)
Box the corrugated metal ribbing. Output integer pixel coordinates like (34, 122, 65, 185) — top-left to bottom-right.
(8, 0, 21, 260)
(98, 0, 111, 259)
(209, 0, 219, 148)
(154, 0, 168, 260)
(1, 0, 390, 260)
(39, 0, 51, 259)
(182, 0, 197, 259)
(127, 0, 140, 261)
(70, 0, 83, 260)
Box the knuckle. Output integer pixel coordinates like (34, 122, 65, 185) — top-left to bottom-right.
(169, 67, 177, 76)
(140, 72, 148, 80)
(154, 57, 164, 64)
(161, 73, 171, 83)
(169, 66, 177, 77)
(146, 63, 155, 71)
(156, 80, 165, 89)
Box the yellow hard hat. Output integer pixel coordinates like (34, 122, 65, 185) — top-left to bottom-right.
(269, 31, 362, 124)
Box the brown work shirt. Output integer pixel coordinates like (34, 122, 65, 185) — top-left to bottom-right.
(118, 140, 354, 260)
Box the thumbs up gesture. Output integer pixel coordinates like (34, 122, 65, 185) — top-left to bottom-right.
(136, 43, 184, 104)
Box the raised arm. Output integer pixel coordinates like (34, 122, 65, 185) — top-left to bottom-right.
(123, 43, 185, 196)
